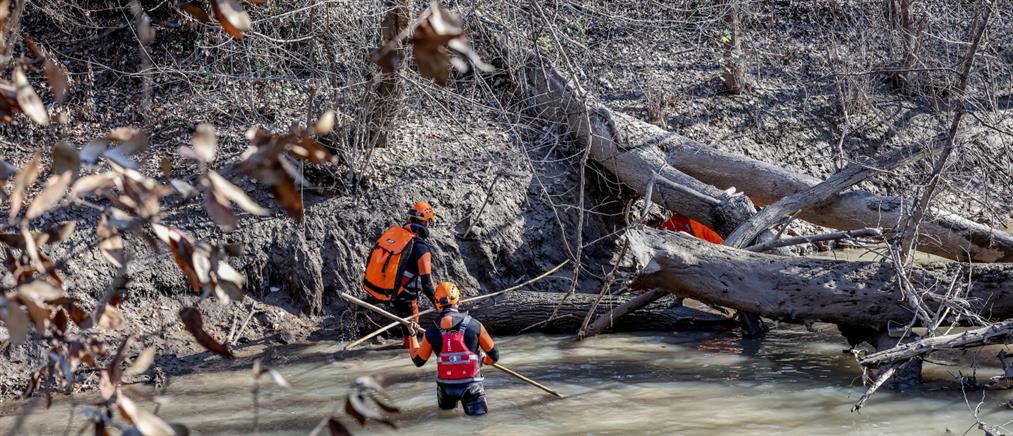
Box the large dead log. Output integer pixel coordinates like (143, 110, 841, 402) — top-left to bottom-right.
(520, 50, 1013, 263)
(522, 58, 758, 237)
(627, 225, 1013, 328)
(523, 56, 773, 336)
(419, 290, 736, 335)
(646, 113, 1013, 263)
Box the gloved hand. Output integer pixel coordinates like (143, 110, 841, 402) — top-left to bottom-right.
(482, 354, 495, 365)
(409, 321, 425, 335)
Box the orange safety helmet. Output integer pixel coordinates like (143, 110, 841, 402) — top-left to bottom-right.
(434, 281, 461, 309)
(407, 201, 436, 225)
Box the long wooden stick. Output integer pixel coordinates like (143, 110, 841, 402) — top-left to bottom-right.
(489, 363, 563, 398)
(339, 292, 566, 398)
(344, 260, 569, 350)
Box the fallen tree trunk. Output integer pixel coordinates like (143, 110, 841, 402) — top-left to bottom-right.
(419, 290, 735, 334)
(627, 225, 1013, 328)
(643, 110, 1013, 263)
(519, 50, 1013, 263)
(578, 289, 671, 339)
(522, 57, 759, 236)
(523, 56, 777, 337)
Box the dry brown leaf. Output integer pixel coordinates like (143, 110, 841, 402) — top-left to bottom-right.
(290, 138, 334, 164)
(18, 296, 49, 333)
(179, 307, 234, 358)
(117, 171, 166, 219)
(179, 3, 211, 23)
(159, 157, 173, 177)
(137, 13, 156, 44)
(107, 127, 141, 142)
(52, 141, 80, 176)
(70, 172, 116, 199)
(21, 226, 44, 273)
(117, 394, 176, 436)
(97, 217, 125, 268)
(211, 0, 251, 40)
(214, 261, 244, 303)
(191, 244, 213, 288)
(106, 334, 131, 386)
(0, 232, 26, 248)
(97, 305, 124, 330)
(409, 6, 461, 87)
(315, 110, 335, 135)
(51, 306, 68, 334)
(9, 150, 41, 222)
(13, 67, 49, 125)
(244, 126, 273, 146)
(207, 170, 268, 215)
(447, 37, 494, 73)
(99, 370, 116, 400)
(273, 175, 303, 221)
(26, 171, 72, 219)
(43, 221, 76, 245)
(153, 225, 202, 293)
(3, 302, 29, 345)
(369, 47, 399, 74)
(22, 34, 46, 61)
(1, 223, 75, 249)
(412, 41, 451, 86)
(43, 59, 69, 104)
(192, 123, 217, 163)
(18, 280, 64, 302)
(125, 347, 156, 377)
(170, 179, 197, 198)
(205, 192, 239, 231)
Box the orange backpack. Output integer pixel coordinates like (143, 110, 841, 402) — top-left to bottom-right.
(363, 225, 416, 301)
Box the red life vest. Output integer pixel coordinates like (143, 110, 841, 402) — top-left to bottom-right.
(436, 315, 481, 383)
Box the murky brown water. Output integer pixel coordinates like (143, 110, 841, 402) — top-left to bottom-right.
(3, 327, 1012, 435)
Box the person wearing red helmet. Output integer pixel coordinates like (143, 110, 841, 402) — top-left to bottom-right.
(362, 201, 439, 347)
(409, 281, 499, 416)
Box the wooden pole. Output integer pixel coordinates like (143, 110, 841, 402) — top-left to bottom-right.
(344, 261, 569, 350)
(490, 363, 564, 398)
(339, 292, 566, 398)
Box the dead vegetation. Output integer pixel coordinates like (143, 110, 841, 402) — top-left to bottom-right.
(0, 0, 1012, 433)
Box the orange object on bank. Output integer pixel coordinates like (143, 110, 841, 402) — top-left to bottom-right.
(659, 213, 724, 244)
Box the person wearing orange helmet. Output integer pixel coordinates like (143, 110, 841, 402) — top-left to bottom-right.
(409, 281, 499, 416)
(362, 201, 439, 348)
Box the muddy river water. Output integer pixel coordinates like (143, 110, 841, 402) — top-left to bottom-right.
(3, 327, 1012, 435)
